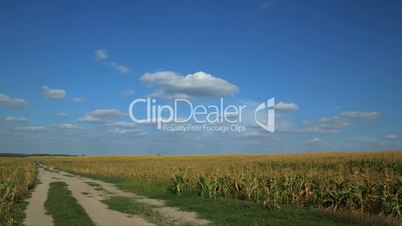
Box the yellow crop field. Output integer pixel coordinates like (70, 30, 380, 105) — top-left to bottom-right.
(38, 151, 402, 218)
(0, 158, 37, 226)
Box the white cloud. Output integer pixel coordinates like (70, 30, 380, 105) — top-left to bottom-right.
(58, 123, 80, 129)
(56, 112, 68, 117)
(79, 109, 126, 123)
(42, 86, 66, 100)
(5, 116, 28, 122)
(340, 111, 380, 119)
(73, 97, 86, 104)
(0, 93, 28, 108)
(141, 71, 238, 99)
(17, 126, 46, 131)
(303, 116, 350, 133)
(302, 111, 380, 133)
(106, 121, 136, 128)
(110, 62, 130, 75)
(274, 102, 299, 111)
(95, 49, 130, 75)
(148, 90, 191, 99)
(108, 128, 145, 136)
(385, 134, 398, 139)
(305, 137, 322, 145)
(95, 49, 108, 60)
(276, 126, 341, 134)
(240, 131, 265, 138)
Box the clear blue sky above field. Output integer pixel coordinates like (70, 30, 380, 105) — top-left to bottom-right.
(0, 0, 401, 154)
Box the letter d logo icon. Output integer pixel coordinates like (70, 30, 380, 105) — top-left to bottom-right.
(254, 97, 275, 133)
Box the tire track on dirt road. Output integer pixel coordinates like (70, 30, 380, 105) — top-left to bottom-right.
(24, 164, 210, 226)
(23, 167, 54, 226)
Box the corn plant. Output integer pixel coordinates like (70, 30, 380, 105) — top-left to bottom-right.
(167, 170, 189, 197)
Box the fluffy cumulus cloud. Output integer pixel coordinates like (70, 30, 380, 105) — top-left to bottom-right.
(141, 71, 238, 99)
(0, 93, 28, 108)
(79, 109, 126, 123)
(274, 101, 299, 111)
(42, 86, 66, 100)
(95, 49, 130, 75)
(5, 116, 28, 122)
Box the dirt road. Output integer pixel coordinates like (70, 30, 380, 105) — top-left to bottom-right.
(23, 165, 209, 226)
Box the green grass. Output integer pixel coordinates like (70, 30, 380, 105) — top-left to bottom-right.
(102, 196, 170, 226)
(85, 181, 106, 191)
(74, 173, 358, 226)
(14, 171, 40, 226)
(45, 181, 95, 226)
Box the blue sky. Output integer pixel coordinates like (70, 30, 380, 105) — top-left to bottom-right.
(0, 0, 401, 154)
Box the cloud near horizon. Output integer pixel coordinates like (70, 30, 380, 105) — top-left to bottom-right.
(58, 123, 80, 129)
(17, 126, 47, 132)
(305, 137, 322, 145)
(106, 121, 136, 128)
(5, 116, 28, 122)
(79, 109, 126, 123)
(0, 93, 28, 108)
(302, 111, 380, 133)
(108, 128, 145, 136)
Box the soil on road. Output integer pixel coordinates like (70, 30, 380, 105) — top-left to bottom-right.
(23, 164, 210, 226)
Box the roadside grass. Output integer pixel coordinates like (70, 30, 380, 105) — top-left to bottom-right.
(45, 181, 95, 226)
(102, 196, 172, 226)
(14, 177, 40, 226)
(75, 174, 358, 226)
(85, 181, 103, 190)
(85, 181, 112, 193)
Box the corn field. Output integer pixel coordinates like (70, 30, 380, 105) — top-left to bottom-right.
(38, 151, 402, 219)
(0, 158, 37, 226)
(169, 169, 401, 217)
